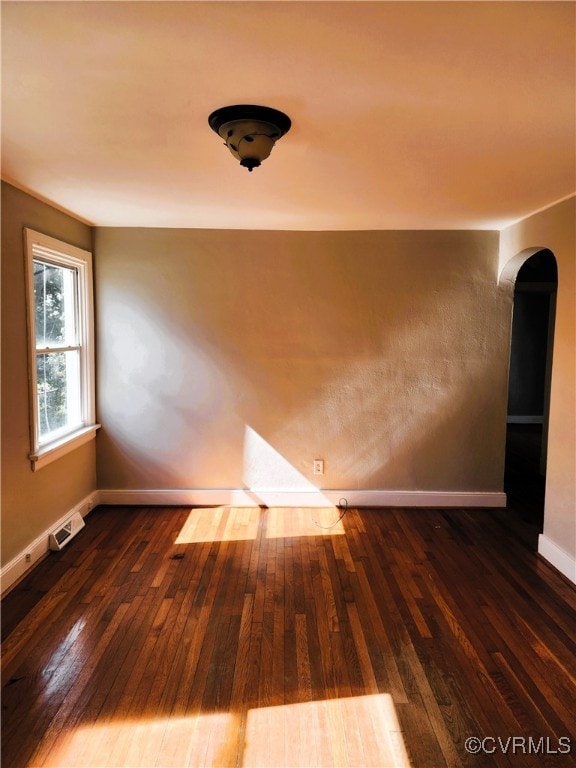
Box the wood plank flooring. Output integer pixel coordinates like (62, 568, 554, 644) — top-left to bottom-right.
(2, 504, 575, 768)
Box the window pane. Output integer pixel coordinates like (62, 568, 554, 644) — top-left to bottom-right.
(36, 351, 82, 442)
(34, 260, 77, 347)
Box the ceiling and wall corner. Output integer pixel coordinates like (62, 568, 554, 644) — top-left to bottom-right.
(1, 1, 574, 231)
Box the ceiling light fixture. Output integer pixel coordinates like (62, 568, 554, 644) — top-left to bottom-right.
(208, 104, 291, 172)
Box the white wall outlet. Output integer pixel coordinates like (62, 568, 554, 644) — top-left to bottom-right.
(313, 459, 324, 475)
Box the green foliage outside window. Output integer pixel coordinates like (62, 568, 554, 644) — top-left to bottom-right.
(34, 261, 78, 439)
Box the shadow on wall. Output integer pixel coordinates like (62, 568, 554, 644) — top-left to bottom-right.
(96, 234, 506, 493)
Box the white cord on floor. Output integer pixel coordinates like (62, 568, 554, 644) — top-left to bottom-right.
(312, 497, 349, 529)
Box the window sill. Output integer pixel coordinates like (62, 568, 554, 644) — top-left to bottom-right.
(29, 424, 101, 472)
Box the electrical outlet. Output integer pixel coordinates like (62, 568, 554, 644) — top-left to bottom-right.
(313, 459, 324, 475)
(25, 553, 31, 563)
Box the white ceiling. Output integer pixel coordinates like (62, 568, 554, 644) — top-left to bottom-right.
(2, 1, 575, 230)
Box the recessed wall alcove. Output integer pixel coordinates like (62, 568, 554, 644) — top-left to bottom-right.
(500, 248, 558, 536)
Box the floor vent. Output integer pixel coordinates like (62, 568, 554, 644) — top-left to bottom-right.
(49, 511, 85, 551)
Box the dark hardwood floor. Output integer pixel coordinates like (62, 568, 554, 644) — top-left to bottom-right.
(2, 502, 575, 767)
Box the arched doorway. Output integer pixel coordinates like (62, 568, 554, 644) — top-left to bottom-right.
(502, 249, 557, 538)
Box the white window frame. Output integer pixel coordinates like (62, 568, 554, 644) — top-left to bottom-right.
(24, 229, 100, 471)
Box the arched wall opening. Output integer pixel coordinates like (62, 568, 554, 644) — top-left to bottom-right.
(499, 248, 558, 537)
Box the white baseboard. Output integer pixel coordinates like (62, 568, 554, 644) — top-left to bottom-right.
(0, 490, 99, 596)
(98, 488, 506, 509)
(538, 534, 576, 584)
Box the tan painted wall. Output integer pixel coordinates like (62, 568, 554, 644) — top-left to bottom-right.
(94, 227, 506, 495)
(1, 182, 96, 566)
(499, 197, 576, 563)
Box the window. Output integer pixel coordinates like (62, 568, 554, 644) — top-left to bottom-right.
(25, 229, 99, 470)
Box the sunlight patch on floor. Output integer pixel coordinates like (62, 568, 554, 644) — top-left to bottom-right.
(36, 695, 409, 768)
(174, 505, 345, 544)
(243, 694, 411, 768)
(174, 505, 262, 543)
(39, 712, 237, 768)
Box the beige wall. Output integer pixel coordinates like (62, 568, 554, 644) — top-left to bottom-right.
(499, 197, 576, 566)
(94, 227, 506, 496)
(1, 182, 97, 566)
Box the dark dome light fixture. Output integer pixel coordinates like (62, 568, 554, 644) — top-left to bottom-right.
(208, 104, 291, 172)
